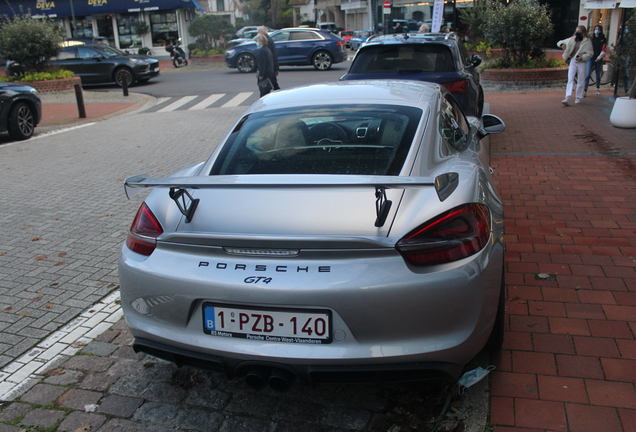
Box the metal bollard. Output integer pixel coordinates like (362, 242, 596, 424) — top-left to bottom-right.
(74, 83, 86, 119)
(121, 71, 129, 97)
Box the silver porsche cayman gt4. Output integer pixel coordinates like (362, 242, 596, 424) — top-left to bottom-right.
(119, 80, 506, 392)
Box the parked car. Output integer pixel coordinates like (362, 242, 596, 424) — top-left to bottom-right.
(225, 28, 347, 73)
(120, 80, 506, 391)
(317, 22, 340, 34)
(341, 33, 484, 117)
(48, 44, 160, 88)
(0, 82, 41, 140)
(349, 30, 374, 50)
(227, 30, 258, 47)
(340, 30, 354, 48)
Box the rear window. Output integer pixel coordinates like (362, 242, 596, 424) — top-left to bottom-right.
(349, 44, 455, 74)
(211, 105, 423, 176)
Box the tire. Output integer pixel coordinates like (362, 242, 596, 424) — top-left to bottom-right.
(485, 267, 506, 352)
(312, 51, 333, 70)
(237, 53, 256, 73)
(7, 102, 36, 141)
(114, 67, 135, 88)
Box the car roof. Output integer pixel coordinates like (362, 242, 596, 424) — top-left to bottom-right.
(250, 81, 439, 110)
(363, 32, 459, 47)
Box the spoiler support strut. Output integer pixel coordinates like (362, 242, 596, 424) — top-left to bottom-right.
(169, 188, 199, 223)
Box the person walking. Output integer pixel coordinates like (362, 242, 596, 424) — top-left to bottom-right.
(256, 34, 276, 97)
(558, 25, 593, 106)
(258, 26, 280, 90)
(584, 24, 607, 96)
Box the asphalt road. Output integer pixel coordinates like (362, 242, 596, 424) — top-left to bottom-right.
(84, 60, 353, 98)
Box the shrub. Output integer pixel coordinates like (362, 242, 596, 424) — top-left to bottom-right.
(486, 57, 566, 69)
(0, 69, 75, 82)
(188, 15, 236, 50)
(138, 47, 151, 55)
(482, 0, 553, 67)
(0, 14, 65, 76)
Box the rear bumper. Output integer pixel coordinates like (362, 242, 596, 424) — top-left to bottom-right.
(133, 336, 462, 383)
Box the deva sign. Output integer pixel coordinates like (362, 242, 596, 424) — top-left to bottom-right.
(36, 1, 55, 9)
(88, 0, 108, 5)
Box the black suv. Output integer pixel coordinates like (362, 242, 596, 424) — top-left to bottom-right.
(341, 33, 484, 117)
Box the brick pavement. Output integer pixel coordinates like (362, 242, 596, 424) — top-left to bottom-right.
(488, 89, 636, 431)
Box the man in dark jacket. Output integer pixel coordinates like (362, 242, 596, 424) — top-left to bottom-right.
(258, 26, 280, 90)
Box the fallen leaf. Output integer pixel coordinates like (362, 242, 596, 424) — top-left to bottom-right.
(74, 425, 92, 432)
(34, 255, 47, 261)
(54, 261, 66, 266)
(98, 281, 106, 286)
(31, 237, 42, 241)
(46, 303, 53, 309)
(58, 252, 67, 257)
(43, 369, 65, 377)
(2, 306, 13, 313)
(50, 283, 59, 287)
(0, 252, 5, 256)
(30, 296, 42, 302)
(19, 311, 29, 317)
(509, 296, 520, 301)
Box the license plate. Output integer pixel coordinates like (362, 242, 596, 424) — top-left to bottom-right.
(203, 303, 331, 344)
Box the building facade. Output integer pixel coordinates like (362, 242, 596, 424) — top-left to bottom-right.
(0, 0, 206, 57)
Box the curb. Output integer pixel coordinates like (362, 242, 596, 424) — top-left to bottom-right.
(36, 92, 157, 135)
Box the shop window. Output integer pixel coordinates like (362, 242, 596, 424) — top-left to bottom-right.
(117, 13, 143, 48)
(72, 16, 93, 39)
(150, 11, 179, 47)
(96, 15, 115, 46)
(217, 0, 225, 12)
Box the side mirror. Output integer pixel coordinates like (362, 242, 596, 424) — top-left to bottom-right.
(471, 54, 482, 67)
(92, 54, 103, 61)
(477, 114, 505, 139)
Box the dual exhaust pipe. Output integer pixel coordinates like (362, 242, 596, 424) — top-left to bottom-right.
(244, 366, 296, 392)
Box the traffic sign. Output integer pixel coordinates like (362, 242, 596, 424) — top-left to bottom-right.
(384, 0, 391, 14)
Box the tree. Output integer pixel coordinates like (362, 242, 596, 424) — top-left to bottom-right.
(188, 15, 236, 50)
(0, 14, 65, 76)
(459, 0, 489, 41)
(482, 0, 553, 66)
(611, 14, 636, 99)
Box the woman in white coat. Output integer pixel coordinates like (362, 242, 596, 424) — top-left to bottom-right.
(558, 26, 594, 106)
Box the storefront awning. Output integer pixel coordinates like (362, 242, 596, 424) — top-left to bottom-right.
(584, 0, 617, 9)
(620, 0, 636, 7)
(0, 0, 199, 19)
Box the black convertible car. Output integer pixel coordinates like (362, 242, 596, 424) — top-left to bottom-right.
(48, 44, 160, 87)
(0, 82, 41, 141)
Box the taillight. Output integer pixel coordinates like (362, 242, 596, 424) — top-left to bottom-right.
(396, 204, 491, 266)
(336, 41, 345, 48)
(126, 203, 163, 256)
(440, 80, 469, 95)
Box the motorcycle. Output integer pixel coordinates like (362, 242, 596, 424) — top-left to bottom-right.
(165, 39, 188, 68)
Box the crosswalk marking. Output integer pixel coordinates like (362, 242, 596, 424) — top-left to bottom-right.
(222, 92, 252, 108)
(189, 94, 226, 110)
(157, 95, 198, 112)
(144, 92, 258, 113)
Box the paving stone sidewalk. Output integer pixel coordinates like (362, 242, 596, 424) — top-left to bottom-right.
(0, 312, 488, 432)
(488, 90, 636, 432)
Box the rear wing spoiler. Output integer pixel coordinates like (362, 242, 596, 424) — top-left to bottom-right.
(124, 173, 458, 227)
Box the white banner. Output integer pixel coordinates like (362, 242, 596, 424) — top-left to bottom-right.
(431, 0, 444, 33)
